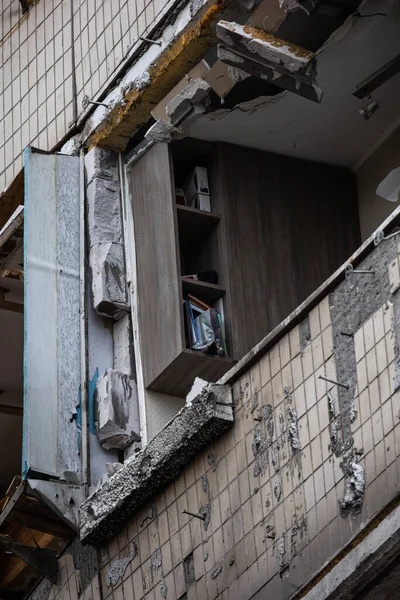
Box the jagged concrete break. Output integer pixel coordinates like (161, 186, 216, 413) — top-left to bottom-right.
(85, 147, 129, 318)
(80, 381, 233, 545)
(95, 369, 140, 450)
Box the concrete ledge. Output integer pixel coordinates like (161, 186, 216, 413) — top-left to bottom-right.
(79, 382, 233, 546)
(299, 498, 400, 600)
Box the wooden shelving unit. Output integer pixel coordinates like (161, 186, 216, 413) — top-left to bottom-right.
(128, 140, 235, 397)
(128, 136, 361, 398)
(181, 277, 225, 305)
(176, 205, 220, 249)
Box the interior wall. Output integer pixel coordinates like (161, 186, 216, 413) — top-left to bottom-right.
(145, 390, 185, 442)
(357, 126, 400, 240)
(217, 143, 361, 359)
(0, 277, 23, 495)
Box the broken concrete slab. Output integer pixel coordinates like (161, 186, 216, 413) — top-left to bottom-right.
(217, 21, 314, 75)
(218, 45, 322, 103)
(145, 120, 176, 143)
(95, 369, 140, 451)
(89, 242, 129, 317)
(80, 381, 233, 545)
(166, 78, 211, 125)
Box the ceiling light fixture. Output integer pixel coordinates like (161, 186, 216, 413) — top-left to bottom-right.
(358, 96, 379, 120)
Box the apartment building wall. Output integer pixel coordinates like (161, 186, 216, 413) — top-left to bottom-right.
(32, 226, 400, 600)
(0, 0, 177, 193)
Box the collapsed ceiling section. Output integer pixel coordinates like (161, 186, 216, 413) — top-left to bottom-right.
(130, 0, 400, 171)
(188, 0, 400, 167)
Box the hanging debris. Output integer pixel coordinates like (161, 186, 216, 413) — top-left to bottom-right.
(216, 21, 322, 102)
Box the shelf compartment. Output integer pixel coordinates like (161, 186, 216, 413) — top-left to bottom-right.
(181, 277, 225, 305)
(176, 205, 220, 249)
(147, 349, 236, 397)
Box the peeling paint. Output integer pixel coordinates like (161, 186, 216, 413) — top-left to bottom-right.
(211, 565, 222, 579)
(349, 398, 358, 424)
(338, 452, 365, 518)
(200, 503, 211, 530)
(274, 477, 282, 501)
(134, 71, 151, 90)
(327, 392, 336, 422)
(263, 403, 274, 444)
(151, 548, 162, 571)
(287, 407, 301, 453)
(106, 541, 137, 586)
(271, 445, 279, 473)
(330, 417, 343, 457)
(140, 506, 155, 527)
(160, 578, 168, 598)
(277, 534, 286, 567)
(266, 524, 276, 539)
(253, 427, 269, 477)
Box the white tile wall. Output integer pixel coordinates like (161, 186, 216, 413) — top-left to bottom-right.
(0, 0, 180, 193)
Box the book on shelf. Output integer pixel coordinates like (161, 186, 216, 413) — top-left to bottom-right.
(184, 296, 227, 357)
(187, 294, 212, 312)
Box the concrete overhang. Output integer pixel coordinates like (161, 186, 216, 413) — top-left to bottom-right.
(83, 1, 227, 151)
(81, 0, 288, 152)
(79, 381, 233, 546)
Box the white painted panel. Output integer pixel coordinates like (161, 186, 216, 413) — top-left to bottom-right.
(24, 149, 81, 480)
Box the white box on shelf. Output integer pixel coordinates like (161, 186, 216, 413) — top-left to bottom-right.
(184, 166, 210, 205)
(188, 192, 211, 212)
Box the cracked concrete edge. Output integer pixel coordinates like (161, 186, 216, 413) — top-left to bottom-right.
(299, 500, 400, 600)
(79, 382, 233, 546)
(82, 1, 225, 150)
(81, 0, 287, 151)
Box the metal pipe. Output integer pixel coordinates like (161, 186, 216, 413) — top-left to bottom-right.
(318, 375, 349, 390)
(181, 509, 206, 521)
(139, 36, 162, 46)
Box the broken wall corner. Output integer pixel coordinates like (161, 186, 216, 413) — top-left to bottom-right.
(85, 147, 129, 319)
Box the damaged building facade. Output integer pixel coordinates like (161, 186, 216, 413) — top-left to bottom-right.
(1, 0, 400, 598)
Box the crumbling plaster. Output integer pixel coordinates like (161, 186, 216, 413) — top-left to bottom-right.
(81, 0, 281, 152)
(82, 1, 225, 150)
(85, 147, 129, 318)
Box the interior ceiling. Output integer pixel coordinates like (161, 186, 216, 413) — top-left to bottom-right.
(190, 0, 400, 169)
